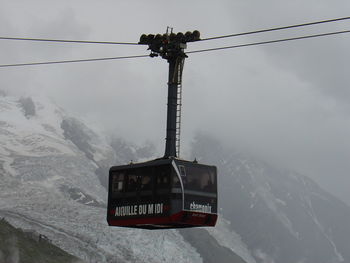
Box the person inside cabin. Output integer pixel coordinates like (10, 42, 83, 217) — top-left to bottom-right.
(141, 175, 152, 191)
(173, 174, 181, 188)
(188, 176, 200, 190)
(203, 171, 215, 192)
(158, 172, 169, 189)
(127, 175, 137, 192)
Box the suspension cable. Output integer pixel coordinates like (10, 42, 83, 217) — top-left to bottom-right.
(199, 16, 350, 42)
(188, 29, 350, 54)
(0, 36, 139, 45)
(0, 29, 349, 68)
(0, 54, 149, 68)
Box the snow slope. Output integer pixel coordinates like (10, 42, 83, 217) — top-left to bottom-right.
(0, 94, 249, 263)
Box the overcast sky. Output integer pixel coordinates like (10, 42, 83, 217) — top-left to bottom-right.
(0, 0, 349, 205)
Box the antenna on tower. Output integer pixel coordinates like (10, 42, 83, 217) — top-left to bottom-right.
(166, 26, 173, 34)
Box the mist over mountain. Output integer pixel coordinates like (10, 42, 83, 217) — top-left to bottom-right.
(191, 133, 350, 263)
(0, 94, 349, 263)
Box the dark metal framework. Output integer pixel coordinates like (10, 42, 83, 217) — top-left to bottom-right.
(139, 30, 200, 157)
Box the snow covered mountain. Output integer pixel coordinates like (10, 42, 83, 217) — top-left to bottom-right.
(0, 93, 251, 263)
(191, 133, 350, 263)
(1, 92, 349, 263)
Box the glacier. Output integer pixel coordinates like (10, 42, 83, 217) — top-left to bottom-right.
(0, 94, 250, 263)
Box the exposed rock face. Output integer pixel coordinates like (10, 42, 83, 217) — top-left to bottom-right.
(19, 97, 36, 118)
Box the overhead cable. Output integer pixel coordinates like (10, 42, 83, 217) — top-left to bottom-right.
(1, 16, 349, 46)
(0, 54, 149, 68)
(0, 36, 139, 45)
(188, 29, 350, 54)
(0, 29, 350, 68)
(200, 16, 350, 41)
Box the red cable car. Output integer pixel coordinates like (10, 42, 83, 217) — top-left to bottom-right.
(107, 30, 218, 229)
(107, 158, 217, 229)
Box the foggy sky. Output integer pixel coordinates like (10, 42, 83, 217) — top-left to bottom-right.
(0, 0, 349, 205)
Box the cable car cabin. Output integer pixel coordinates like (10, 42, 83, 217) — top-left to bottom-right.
(107, 158, 217, 229)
